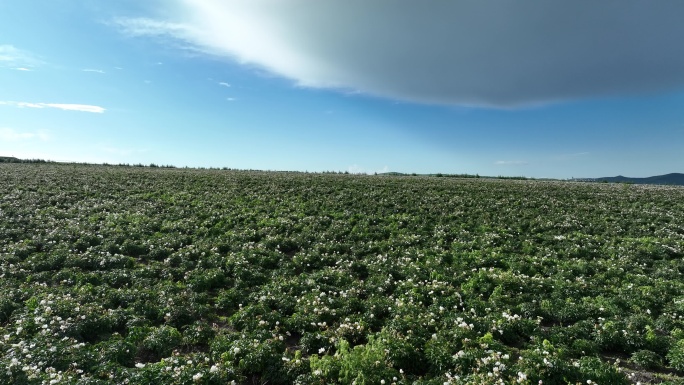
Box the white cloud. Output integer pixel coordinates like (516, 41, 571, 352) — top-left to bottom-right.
(0, 101, 105, 113)
(219, 82, 230, 87)
(226, 97, 236, 101)
(83, 69, 106, 74)
(0, 45, 24, 62)
(495, 160, 529, 166)
(112, 17, 208, 55)
(0, 45, 41, 68)
(13, 67, 32, 71)
(44, 104, 106, 113)
(0, 101, 42, 109)
(116, 1, 684, 107)
(0, 128, 50, 142)
(112, 17, 194, 38)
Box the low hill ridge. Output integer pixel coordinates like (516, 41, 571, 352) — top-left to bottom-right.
(590, 173, 684, 186)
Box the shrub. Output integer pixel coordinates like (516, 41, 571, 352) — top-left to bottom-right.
(310, 337, 399, 385)
(667, 339, 684, 371)
(142, 325, 182, 358)
(631, 349, 662, 370)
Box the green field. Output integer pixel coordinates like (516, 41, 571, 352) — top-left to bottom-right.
(2, 163, 684, 384)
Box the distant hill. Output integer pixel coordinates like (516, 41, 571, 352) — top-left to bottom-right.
(589, 173, 684, 186)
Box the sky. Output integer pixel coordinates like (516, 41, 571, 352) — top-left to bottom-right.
(1, 0, 684, 178)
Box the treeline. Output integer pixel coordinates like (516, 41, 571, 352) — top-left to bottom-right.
(110, 163, 178, 169)
(0, 157, 533, 180)
(0, 157, 54, 164)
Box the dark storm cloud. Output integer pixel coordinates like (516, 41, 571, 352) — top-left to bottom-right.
(121, 0, 684, 107)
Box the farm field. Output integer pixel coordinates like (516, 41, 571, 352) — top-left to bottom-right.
(2, 164, 684, 385)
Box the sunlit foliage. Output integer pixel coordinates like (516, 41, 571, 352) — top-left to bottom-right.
(1, 164, 683, 384)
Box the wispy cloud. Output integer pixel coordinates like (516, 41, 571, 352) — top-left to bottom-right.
(13, 67, 32, 71)
(0, 45, 42, 68)
(112, 18, 205, 53)
(495, 160, 529, 166)
(219, 82, 231, 87)
(0, 127, 50, 142)
(82, 69, 106, 74)
(0, 101, 105, 113)
(45, 104, 106, 113)
(226, 97, 236, 101)
(112, 17, 190, 36)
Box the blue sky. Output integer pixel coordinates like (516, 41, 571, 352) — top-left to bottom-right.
(1, 1, 683, 178)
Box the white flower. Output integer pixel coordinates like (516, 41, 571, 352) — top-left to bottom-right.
(135, 363, 145, 368)
(318, 347, 326, 354)
(233, 347, 240, 354)
(210, 365, 219, 373)
(192, 372, 203, 381)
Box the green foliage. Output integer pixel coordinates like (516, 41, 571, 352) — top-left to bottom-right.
(1, 164, 684, 383)
(142, 325, 182, 358)
(310, 337, 399, 385)
(631, 349, 662, 370)
(667, 339, 684, 371)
